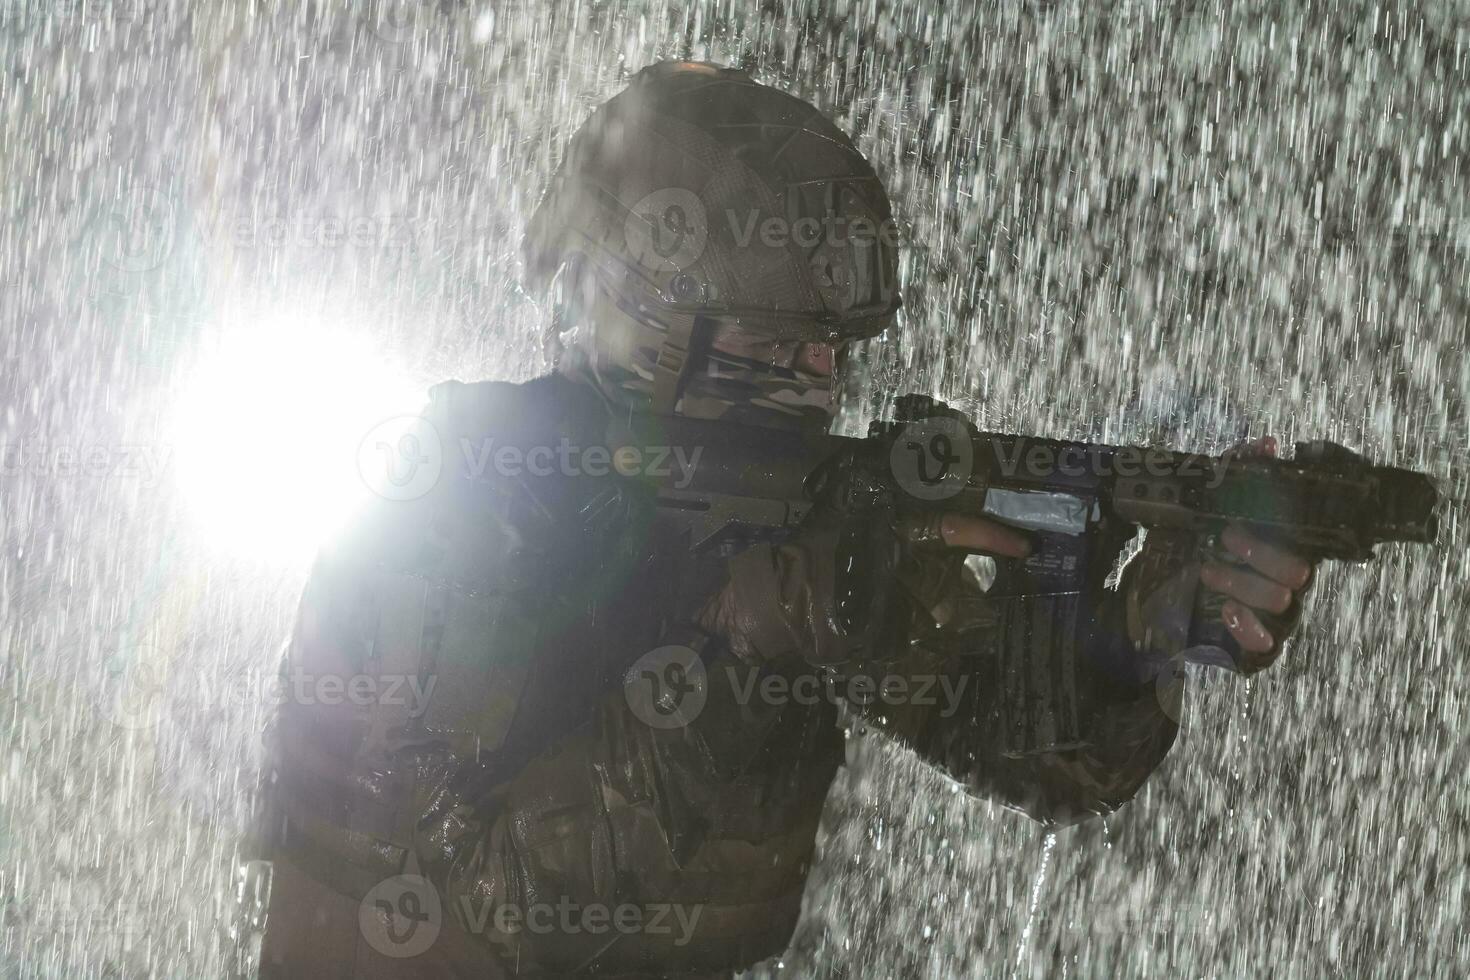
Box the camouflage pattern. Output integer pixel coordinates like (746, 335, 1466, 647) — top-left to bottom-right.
(701, 502, 1182, 826)
(260, 375, 1182, 976)
(525, 60, 899, 432)
(261, 376, 847, 976)
(554, 277, 838, 431)
(260, 63, 1181, 977)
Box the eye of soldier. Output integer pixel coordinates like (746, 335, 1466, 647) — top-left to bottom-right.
(705, 321, 841, 378)
(752, 340, 820, 374)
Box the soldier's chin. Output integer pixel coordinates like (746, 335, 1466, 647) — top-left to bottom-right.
(675, 387, 838, 431)
(793, 342, 835, 378)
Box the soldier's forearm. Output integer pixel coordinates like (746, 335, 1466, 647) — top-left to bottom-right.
(889, 581, 1183, 825)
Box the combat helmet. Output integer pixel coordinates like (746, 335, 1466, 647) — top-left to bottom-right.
(524, 61, 901, 426)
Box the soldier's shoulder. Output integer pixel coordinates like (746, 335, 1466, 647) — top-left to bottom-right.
(425, 375, 538, 414)
(424, 373, 603, 442)
(320, 375, 597, 577)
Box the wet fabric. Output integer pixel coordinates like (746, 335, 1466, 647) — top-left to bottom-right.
(522, 62, 901, 343)
(259, 373, 1181, 976)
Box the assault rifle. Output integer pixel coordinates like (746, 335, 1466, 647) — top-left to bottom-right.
(621, 393, 1438, 743)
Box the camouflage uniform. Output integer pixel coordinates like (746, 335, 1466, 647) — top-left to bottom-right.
(258, 63, 1181, 978)
(258, 372, 1179, 978)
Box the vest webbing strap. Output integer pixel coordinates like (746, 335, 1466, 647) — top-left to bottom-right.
(651, 314, 700, 414)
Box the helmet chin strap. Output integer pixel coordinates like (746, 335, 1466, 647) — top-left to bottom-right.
(650, 313, 708, 415)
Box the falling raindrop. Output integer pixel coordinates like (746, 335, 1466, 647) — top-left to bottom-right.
(1, 2, 1465, 978)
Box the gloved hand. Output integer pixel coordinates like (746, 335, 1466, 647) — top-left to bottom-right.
(700, 507, 1032, 665)
(890, 511, 1031, 625)
(1123, 436, 1318, 673)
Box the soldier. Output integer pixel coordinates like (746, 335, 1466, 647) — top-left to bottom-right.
(258, 62, 1314, 978)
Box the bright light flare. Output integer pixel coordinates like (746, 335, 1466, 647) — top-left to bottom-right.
(171, 316, 425, 562)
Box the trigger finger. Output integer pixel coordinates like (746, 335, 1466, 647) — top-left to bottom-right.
(1220, 524, 1313, 589)
(1200, 563, 1294, 614)
(1222, 600, 1274, 653)
(939, 514, 1033, 558)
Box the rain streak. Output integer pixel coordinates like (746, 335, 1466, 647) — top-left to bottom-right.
(1, 1, 1466, 977)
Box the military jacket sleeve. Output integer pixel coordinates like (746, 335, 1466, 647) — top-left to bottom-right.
(699, 522, 1183, 826)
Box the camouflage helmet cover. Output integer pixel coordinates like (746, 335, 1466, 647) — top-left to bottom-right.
(523, 62, 902, 344)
